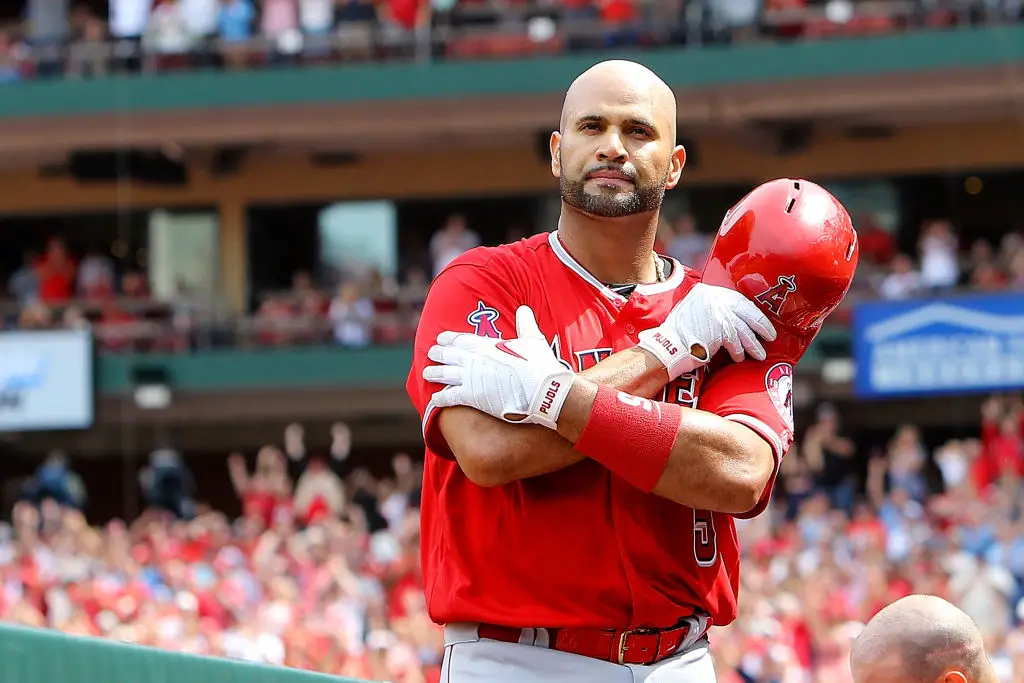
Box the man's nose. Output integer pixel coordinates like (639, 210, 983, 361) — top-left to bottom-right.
(596, 131, 628, 162)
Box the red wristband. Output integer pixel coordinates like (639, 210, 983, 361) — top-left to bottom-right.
(574, 385, 682, 492)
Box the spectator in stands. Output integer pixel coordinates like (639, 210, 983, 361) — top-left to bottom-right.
(139, 447, 198, 520)
(110, 0, 152, 71)
(878, 252, 923, 299)
(20, 450, 87, 510)
(918, 219, 960, 293)
(934, 438, 971, 491)
(779, 443, 818, 520)
(8, 249, 40, 306)
(0, 33, 20, 84)
(261, 0, 300, 61)
(217, 0, 256, 68)
(328, 282, 375, 347)
(803, 402, 858, 513)
(286, 423, 348, 525)
(145, 0, 195, 58)
(857, 215, 896, 266)
(66, 13, 110, 79)
(255, 293, 296, 346)
(1003, 245, 1024, 288)
(378, 0, 428, 51)
(429, 214, 480, 277)
(976, 396, 1024, 495)
(36, 236, 76, 304)
(971, 259, 1007, 290)
(229, 445, 293, 528)
(598, 0, 643, 47)
(967, 237, 996, 276)
(298, 0, 335, 56)
(336, 0, 378, 25)
(96, 296, 141, 352)
(291, 270, 318, 299)
(24, 0, 70, 77)
(76, 245, 116, 300)
(885, 424, 929, 502)
(705, 0, 760, 44)
(180, 0, 221, 65)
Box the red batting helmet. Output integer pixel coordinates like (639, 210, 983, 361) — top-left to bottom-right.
(701, 178, 859, 362)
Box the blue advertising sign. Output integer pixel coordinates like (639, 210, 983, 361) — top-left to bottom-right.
(0, 329, 94, 431)
(852, 292, 1024, 398)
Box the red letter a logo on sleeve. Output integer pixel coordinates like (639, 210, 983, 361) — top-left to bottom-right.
(467, 301, 502, 339)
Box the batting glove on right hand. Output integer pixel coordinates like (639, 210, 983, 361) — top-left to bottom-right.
(637, 282, 777, 380)
(422, 306, 574, 430)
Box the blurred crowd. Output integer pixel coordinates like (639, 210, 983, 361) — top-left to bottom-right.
(853, 219, 1024, 301)
(3, 395, 1024, 681)
(719, 393, 1024, 682)
(1, 0, 1019, 81)
(2, 423, 440, 682)
(6, 215, 1023, 352)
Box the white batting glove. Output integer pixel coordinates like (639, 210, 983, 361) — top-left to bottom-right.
(637, 282, 777, 380)
(422, 306, 574, 430)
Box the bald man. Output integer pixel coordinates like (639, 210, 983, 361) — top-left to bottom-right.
(851, 595, 999, 683)
(409, 59, 785, 682)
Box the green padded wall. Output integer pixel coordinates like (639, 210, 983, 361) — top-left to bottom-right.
(0, 624, 365, 683)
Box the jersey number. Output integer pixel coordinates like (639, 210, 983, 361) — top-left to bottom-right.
(693, 509, 718, 567)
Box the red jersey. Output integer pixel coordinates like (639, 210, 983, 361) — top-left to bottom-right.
(406, 232, 794, 631)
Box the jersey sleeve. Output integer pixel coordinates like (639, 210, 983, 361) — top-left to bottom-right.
(405, 251, 525, 460)
(696, 360, 796, 519)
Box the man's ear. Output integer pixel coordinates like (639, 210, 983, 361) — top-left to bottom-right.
(664, 144, 686, 190)
(941, 672, 968, 683)
(549, 131, 562, 179)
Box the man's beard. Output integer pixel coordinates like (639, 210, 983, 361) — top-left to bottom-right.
(560, 172, 668, 219)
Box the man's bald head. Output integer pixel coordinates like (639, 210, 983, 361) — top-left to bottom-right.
(850, 595, 997, 683)
(552, 60, 684, 219)
(560, 60, 677, 140)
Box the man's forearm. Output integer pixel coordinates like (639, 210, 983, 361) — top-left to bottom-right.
(555, 379, 774, 513)
(580, 347, 672, 398)
(440, 347, 670, 486)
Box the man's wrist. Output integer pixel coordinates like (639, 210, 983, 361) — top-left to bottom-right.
(554, 378, 598, 443)
(528, 370, 576, 429)
(631, 347, 673, 385)
(560, 383, 681, 493)
(636, 326, 705, 380)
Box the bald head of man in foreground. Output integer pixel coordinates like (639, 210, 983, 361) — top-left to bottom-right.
(850, 595, 998, 683)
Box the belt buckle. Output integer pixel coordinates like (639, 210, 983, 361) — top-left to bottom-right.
(616, 630, 629, 665)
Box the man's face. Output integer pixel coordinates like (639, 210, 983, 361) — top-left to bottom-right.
(551, 78, 684, 219)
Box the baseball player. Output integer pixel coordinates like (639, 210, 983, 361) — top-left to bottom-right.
(407, 60, 859, 682)
(850, 595, 998, 683)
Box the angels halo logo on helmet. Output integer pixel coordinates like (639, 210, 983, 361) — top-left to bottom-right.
(701, 178, 860, 363)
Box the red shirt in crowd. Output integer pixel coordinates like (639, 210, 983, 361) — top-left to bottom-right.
(974, 416, 1024, 493)
(36, 254, 76, 302)
(385, 0, 422, 29)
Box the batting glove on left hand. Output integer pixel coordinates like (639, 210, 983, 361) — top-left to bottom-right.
(637, 282, 777, 380)
(423, 306, 574, 430)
